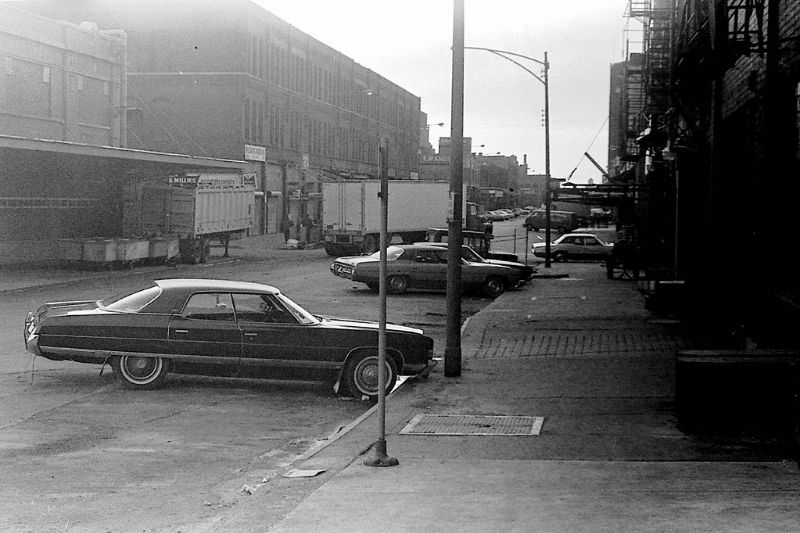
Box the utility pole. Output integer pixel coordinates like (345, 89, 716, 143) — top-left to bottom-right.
(543, 51, 552, 268)
(445, 0, 464, 378)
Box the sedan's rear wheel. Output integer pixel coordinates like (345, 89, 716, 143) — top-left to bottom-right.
(341, 352, 398, 399)
(112, 355, 168, 389)
(483, 276, 506, 298)
(387, 275, 409, 294)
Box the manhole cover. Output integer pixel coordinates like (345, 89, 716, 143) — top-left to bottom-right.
(399, 414, 544, 436)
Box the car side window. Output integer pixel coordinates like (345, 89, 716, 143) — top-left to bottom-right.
(232, 293, 296, 324)
(585, 237, 599, 246)
(183, 293, 235, 321)
(415, 251, 441, 263)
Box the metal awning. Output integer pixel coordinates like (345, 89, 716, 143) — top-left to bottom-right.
(0, 134, 249, 170)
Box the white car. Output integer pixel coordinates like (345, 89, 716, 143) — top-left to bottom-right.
(532, 233, 614, 262)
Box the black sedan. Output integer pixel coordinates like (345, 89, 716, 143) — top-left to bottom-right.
(23, 279, 433, 398)
(330, 244, 521, 297)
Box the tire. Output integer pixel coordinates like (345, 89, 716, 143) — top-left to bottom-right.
(362, 235, 378, 254)
(387, 275, 408, 294)
(483, 276, 506, 298)
(324, 242, 339, 257)
(553, 251, 568, 263)
(341, 352, 398, 399)
(112, 355, 168, 389)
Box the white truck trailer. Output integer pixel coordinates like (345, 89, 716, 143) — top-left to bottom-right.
(322, 180, 479, 256)
(123, 172, 255, 263)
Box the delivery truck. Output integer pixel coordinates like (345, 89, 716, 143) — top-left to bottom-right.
(322, 180, 487, 256)
(123, 172, 255, 263)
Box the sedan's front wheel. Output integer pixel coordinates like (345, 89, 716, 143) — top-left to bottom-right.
(112, 355, 168, 389)
(341, 353, 398, 399)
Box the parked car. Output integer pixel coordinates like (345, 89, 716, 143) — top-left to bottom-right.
(426, 228, 519, 262)
(23, 279, 433, 398)
(486, 210, 510, 221)
(572, 227, 620, 244)
(421, 242, 535, 284)
(330, 244, 521, 297)
(524, 210, 582, 233)
(531, 233, 614, 262)
(494, 209, 515, 220)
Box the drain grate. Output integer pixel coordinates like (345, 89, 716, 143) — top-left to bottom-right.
(399, 414, 544, 436)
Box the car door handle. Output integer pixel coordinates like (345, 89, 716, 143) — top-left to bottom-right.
(173, 329, 189, 334)
(244, 332, 259, 337)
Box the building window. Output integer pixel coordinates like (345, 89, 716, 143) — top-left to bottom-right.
(244, 99, 251, 142)
(796, 82, 800, 158)
(3, 59, 52, 118)
(78, 76, 108, 125)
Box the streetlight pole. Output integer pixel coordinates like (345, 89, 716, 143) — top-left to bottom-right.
(445, 0, 464, 378)
(462, 46, 552, 267)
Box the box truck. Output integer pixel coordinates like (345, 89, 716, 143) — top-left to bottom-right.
(322, 179, 486, 256)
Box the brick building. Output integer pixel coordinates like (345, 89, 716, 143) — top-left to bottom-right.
(618, 0, 800, 343)
(0, 3, 126, 146)
(18, 0, 424, 242)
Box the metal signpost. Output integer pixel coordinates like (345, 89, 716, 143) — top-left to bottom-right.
(364, 137, 398, 468)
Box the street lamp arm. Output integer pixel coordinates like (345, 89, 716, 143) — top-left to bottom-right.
(464, 46, 547, 82)
(486, 50, 544, 86)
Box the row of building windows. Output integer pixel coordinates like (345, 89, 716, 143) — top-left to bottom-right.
(243, 97, 415, 170)
(246, 34, 416, 130)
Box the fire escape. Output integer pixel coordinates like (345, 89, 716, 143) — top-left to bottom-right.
(727, 0, 766, 59)
(627, 0, 673, 152)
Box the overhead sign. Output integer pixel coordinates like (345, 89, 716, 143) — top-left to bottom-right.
(244, 144, 266, 162)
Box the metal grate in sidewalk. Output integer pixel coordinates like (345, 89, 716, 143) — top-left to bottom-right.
(399, 414, 544, 436)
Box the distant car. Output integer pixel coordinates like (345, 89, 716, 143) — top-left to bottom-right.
(524, 210, 581, 233)
(486, 210, 510, 221)
(572, 227, 620, 244)
(531, 233, 614, 262)
(23, 279, 433, 398)
(494, 209, 514, 220)
(421, 242, 535, 284)
(330, 244, 521, 297)
(425, 228, 519, 262)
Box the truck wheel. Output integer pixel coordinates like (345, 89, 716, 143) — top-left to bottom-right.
(483, 276, 506, 298)
(112, 355, 168, 389)
(362, 235, 378, 254)
(340, 352, 398, 399)
(387, 275, 408, 294)
(324, 243, 339, 257)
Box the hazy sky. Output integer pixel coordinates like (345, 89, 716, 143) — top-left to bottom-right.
(257, 0, 634, 183)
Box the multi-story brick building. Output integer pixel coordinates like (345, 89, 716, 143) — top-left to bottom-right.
(0, 3, 126, 146)
(18, 0, 424, 242)
(619, 0, 800, 343)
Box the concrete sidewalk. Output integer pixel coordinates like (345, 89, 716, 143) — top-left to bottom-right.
(256, 263, 800, 533)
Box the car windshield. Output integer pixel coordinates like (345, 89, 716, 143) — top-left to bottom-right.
(100, 284, 161, 312)
(461, 246, 485, 262)
(368, 246, 404, 261)
(275, 293, 319, 325)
